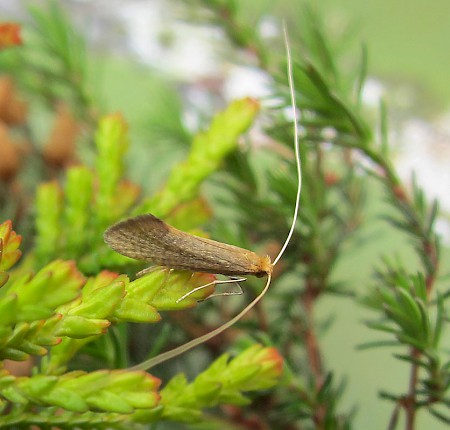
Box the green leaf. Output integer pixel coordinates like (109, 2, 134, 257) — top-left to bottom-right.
(433, 293, 445, 348)
(395, 287, 423, 331)
(0, 294, 18, 326)
(35, 181, 62, 264)
(69, 279, 124, 319)
(113, 299, 161, 323)
(41, 387, 88, 412)
(356, 340, 400, 350)
(56, 316, 110, 338)
(137, 97, 260, 217)
(64, 166, 94, 255)
(17, 375, 58, 397)
(86, 390, 133, 414)
(95, 113, 129, 227)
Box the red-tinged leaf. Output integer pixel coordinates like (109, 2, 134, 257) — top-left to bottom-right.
(0, 249, 22, 272)
(35, 335, 62, 347)
(0, 221, 12, 243)
(0, 221, 22, 271)
(230, 345, 284, 389)
(85, 390, 133, 414)
(109, 370, 161, 392)
(119, 391, 160, 409)
(19, 340, 48, 356)
(40, 313, 63, 334)
(82, 271, 122, 296)
(254, 347, 284, 372)
(0, 23, 22, 49)
(0, 271, 9, 288)
(4, 230, 21, 253)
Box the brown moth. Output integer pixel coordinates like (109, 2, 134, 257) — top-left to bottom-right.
(104, 214, 273, 278)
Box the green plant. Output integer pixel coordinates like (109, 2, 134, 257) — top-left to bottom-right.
(0, 1, 449, 429)
(1, 210, 282, 428)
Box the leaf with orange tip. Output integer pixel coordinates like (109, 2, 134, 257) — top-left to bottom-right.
(0, 270, 9, 288)
(153, 345, 284, 423)
(0, 220, 22, 272)
(126, 269, 216, 312)
(0, 23, 22, 49)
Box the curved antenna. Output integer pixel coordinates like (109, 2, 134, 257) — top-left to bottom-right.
(273, 25, 302, 267)
(128, 273, 272, 371)
(128, 24, 301, 372)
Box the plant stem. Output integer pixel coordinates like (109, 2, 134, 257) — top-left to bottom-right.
(303, 280, 327, 428)
(303, 283, 323, 384)
(358, 146, 440, 429)
(404, 348, 420, 430)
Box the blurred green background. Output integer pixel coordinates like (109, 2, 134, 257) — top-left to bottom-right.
(1, 0, 449, 428)
(324, 0, 450, 107)
(312, 1, 450, 429)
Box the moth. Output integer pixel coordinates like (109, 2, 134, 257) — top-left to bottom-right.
(104, 213, 273, 279)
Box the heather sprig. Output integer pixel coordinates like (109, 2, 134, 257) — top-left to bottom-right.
(1, 221, 216, 369)
(136, 97, 260, 222)
(34, 97, 259, 274)
(34, 113, 137, 273)
(1, 220, 282, 426)
(133, 344, 284, 424)
(0, 344, 282, 427)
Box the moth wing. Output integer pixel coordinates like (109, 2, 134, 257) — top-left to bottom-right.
(104, 213, 271, 276)
(104, 214, 177, 265)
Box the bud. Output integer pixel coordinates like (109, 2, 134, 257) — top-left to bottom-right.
(0, 123, 21, 182)
(43, 104, 80, 168)
(0, 77, 27, 125)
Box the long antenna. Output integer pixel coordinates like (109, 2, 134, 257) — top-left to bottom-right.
(128, 24, 301, 372)
(273, 25, 302, 266)
(129, 273, 272, 371)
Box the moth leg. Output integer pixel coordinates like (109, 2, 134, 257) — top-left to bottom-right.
(176, 276, 247, 303)
(136, 265, 161, 278)
(160, 268, 174, 293)
(153, 267, 174, 294)
(137, 266, 174, 297)
(176, 277, 218, 303)
(206, 276, 246, 300)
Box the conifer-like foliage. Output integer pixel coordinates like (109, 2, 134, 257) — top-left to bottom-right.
(0, 1, 448, 429)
